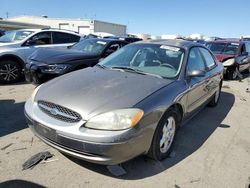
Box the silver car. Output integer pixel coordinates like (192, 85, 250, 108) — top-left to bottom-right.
(0, 29, 81, 84)
(25, 40, 223, 165)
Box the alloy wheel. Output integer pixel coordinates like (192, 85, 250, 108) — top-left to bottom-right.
(0, 63, 19, 82)
(160, 116, 176, 153)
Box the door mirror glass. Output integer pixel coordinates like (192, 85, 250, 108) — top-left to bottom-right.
(188, 70, 206, 77)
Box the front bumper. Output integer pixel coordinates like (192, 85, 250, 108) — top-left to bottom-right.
(24, 109, 146, 165)
(24, 64, 57, 84)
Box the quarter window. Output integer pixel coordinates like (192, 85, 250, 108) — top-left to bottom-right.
(199, 48, 216, 68)
(187, 48, 206, 73)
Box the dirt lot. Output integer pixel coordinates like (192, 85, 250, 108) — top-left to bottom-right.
(0, 77, 250, 188)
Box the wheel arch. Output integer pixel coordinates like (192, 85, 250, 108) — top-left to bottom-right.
(0, 54, 25, 69)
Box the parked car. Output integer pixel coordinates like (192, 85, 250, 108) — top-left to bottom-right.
(0, 28, 81, 84)
(104, 36, 142, 43)
(24, 38, 128, 84)
(25, 40, 223, 165)
(0, 30, 5, 37)
(206, 40, 250, 79)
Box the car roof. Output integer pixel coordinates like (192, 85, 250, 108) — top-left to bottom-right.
(13, 28, 81, 36)
(84, 38, 129, 43)
(136, 39, 204, 49)
(208, 40, 240, 44)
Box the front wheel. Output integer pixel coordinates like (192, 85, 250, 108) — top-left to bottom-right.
(0, 60, 22, 84)
(147, 109, 179, 161)
(227, 66, 238, 80)
(208, 82, 222, 107)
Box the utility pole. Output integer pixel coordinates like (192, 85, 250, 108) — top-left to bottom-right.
(6, 12, 9, 18)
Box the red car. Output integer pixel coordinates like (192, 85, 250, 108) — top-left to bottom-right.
(206, 40, 250, 79)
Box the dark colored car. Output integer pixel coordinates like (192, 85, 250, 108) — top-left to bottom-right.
(25, 38, 128, 84)
(104, 36, 142, 43)
(206, 40, 250, 79)
(25, 40, 223, 165)
(0, 30, 5, 37)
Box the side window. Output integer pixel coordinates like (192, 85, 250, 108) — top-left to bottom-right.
(70, 35, 80, 43)
(53, 32, 80, 44)
(187, 47, 206, 73)
(240, 44, 246, 54)
(199, 48, 216, 69)
(29, 32, 52, 45)
(106, 43, 120, 54)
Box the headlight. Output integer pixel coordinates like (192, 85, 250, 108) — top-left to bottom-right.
(41, 64, 69, 74)
(223, 58, 235, 67)
(85, 109, 144, 130)
(31, 84, 42, 102)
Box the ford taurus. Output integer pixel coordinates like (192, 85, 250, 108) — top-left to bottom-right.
(25, 40, 223, 165)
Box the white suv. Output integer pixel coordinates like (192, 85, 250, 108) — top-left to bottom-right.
(0, 28, 81, 84)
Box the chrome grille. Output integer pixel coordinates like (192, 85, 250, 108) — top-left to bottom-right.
(38, 100, 81, 123)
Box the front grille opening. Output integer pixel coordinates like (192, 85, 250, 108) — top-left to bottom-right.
(38, 100, 82, 123)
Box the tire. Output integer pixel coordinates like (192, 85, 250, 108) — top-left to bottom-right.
(0, 60, 22, 84)
(208, 81, 222, 107)
(227, 66, 238, 80)
(147, 108, 179, 161)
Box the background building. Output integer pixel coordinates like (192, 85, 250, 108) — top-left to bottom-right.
(0, 16, 127, 36)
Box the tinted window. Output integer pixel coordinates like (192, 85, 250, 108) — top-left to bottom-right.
(187, 48, 205, 73)
(245, 43, 250, 53)
(223, 44, 238, 55)
(53, 32, 80, 44)
(199, 48, 216, 68)
(29, 32, 52, 45)
(208, 43, 226, 53)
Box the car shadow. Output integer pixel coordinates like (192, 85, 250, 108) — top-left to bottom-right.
(0, 180, 45, 188)
(65, 91, 235, 179)
(0, 100, 27, 137)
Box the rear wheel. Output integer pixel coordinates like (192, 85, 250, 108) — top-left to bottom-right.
(147, 108, 179, 161)
(0, 60, 22, 84)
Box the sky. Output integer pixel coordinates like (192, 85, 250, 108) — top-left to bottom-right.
(1, 0, 250, 37)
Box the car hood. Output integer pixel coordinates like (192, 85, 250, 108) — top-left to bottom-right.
(214, 53, 235, 62)
(36, 67, 173, 120)
(30, 48, 99, 64)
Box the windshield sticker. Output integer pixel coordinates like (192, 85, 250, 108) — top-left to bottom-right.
(97, 41, 107, 45)
(230, 43, 239, 46)
(160, 45, 180, 51)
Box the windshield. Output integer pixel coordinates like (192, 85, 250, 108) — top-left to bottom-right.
(0, 30, 34, 42)
(71, 39, 107, 55)
(99, 44, 185, 79)
(207, 43, 239, 55)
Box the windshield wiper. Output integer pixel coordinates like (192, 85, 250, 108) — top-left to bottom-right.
(96, 64, 107, 69)
(110, 66, 163, 79)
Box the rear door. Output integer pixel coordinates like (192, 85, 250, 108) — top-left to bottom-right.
(199, 47, 220, 99)
(52, 31, 80, 49)
(186, 47, 209, 114)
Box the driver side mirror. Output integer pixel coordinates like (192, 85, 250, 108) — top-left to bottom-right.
(25, 39, 36, 46)
(187, 70, 206, 78)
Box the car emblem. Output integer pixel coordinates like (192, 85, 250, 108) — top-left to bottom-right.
(49, 108, 59, 116)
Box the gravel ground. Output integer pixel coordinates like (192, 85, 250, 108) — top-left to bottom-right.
(0, 77, 250, 188)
